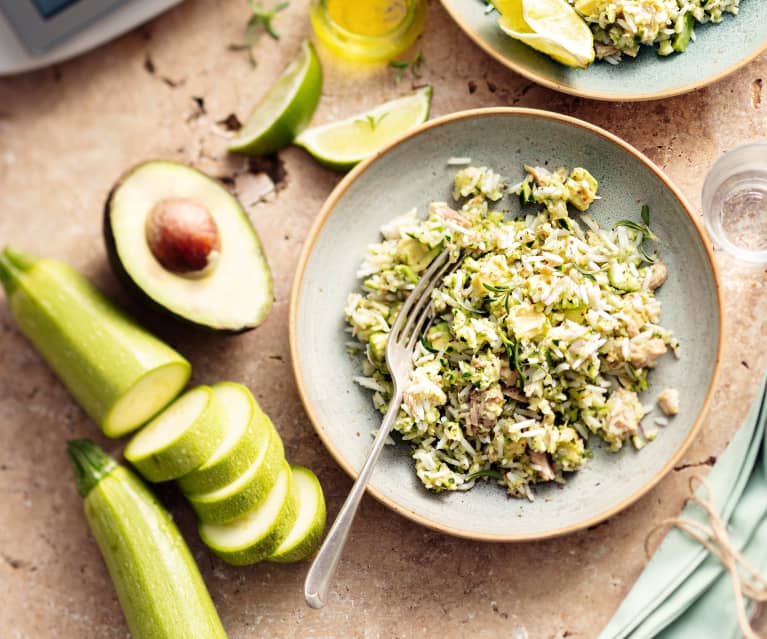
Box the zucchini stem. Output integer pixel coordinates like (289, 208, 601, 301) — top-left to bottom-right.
(3, 246, 39, 271)
(0, 247, 39, 295)
(67, 439, 118, 498)
(0, 252, 17, 295)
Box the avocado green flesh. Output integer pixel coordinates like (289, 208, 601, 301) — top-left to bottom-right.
(106, 161, 273, 332)
(0, 250, 190, 437)
(84, 466, 227, 638)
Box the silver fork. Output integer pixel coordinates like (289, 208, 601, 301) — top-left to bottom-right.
(304, 249, 457, 609)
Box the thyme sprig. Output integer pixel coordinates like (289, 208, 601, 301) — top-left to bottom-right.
(479, 0, 497, 14)
(482, 282, 514, 313)
(466, 468, 504, 481)
(229, 1, 289, 66)
(500, 332, 524, 389)
(388, 51, 425, 84)
(356, 112, 389, 131)
(614, 204, 658, 264)
(419, 334, 439, 353)
(572, 264, 598, 281)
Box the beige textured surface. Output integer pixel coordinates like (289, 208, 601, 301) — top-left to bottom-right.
(1, 1, 766, 638)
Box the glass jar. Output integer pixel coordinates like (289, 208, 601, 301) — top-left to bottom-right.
(310, 0, 426, 64)
(702, 142, 767, 264)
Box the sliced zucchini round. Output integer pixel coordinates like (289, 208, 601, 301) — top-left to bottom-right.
(268, 466, 326, 563)
(124, 386, 226, 482)
(187, 423, 285, 524)
(177, 383, 268, 494)
(200, 462, 297, 566)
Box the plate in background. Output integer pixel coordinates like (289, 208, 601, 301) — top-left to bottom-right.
(290, 108, 722, 541)
(440, 0, 767, 102)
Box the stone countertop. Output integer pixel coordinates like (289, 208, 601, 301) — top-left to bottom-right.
(0, 1, 765, 638)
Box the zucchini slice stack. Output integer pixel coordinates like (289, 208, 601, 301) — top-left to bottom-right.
(125, 382, 326, 565)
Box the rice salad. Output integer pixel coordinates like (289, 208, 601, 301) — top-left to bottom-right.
(344, 164, 678, 499)
(567, 0, 741, 62)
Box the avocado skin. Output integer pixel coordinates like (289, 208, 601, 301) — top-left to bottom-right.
(102, 163, 271, 335)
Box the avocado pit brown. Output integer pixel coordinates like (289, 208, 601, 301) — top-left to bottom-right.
(145, 198, 221, 275)
(104, 160, 273, 332)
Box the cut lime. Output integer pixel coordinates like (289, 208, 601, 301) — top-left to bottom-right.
(268, 466, 326, 563)
(294, 86, 432, 172)
(228, 40, 323, 156)
(495, 0, 595, 69)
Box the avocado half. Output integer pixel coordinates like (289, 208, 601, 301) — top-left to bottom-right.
(104, 160, 273, 333)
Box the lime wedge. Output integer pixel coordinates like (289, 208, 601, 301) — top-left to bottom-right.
(228, 40, 323, 155)
(495, 0, 595, 69)
(294, 86, 432, 172)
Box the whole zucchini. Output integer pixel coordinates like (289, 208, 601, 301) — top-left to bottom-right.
(67, 439, 228, 639)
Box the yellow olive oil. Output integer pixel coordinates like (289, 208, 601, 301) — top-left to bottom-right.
(326, 0, 409, 36)
(310, 0, 426, 63)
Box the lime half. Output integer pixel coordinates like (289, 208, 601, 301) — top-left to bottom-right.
(228, 40, 323, 156)
(294, 86, 432, 172)
(495, 0, 595, 69)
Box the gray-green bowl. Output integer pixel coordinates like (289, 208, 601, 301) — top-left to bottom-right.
(290, 108, 723, 541)
(440, 0, 767, 101)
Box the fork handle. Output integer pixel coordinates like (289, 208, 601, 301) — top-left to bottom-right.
(304, 389, 403, 609)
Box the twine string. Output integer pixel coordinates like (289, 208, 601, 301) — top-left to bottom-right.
(645, 476, 767, 639)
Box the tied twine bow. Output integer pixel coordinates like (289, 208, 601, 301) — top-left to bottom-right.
(645, 476, 767, 639)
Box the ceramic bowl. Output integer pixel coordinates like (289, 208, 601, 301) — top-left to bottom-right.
(440, 0, 767, 102)
(290, 108, 722, 541)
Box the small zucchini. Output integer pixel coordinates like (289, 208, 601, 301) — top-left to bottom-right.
(0, 248, 190, 437)
(67, 439, 228, 639)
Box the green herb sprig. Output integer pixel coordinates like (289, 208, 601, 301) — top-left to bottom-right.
(572, 264, 598, 281)
(229, 1, 289, 67)
(460, 300, 490, 316)
(466, 468, 503, 481)
(500, 332, 524, 389)
(419, 334, 439, 353)
(478, 0, 496, 14)
(388, 51, 425, 84)
(482, 282, 514, 314)
(614, 204, 658, 264)
(356, 112, 389, 131)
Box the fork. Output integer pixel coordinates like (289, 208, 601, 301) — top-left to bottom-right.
(304, 248, 457, 609)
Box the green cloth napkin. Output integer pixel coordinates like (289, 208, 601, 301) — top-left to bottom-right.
(598, 374, 767, 639)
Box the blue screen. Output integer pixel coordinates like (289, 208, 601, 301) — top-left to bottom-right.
(31, 0, 79, 19)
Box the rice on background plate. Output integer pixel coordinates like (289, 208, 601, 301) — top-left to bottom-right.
(568, 0, 741, 62)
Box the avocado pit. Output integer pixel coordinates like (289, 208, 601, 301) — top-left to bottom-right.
(146, 198, 221, 276)
(105, 160, 273, 332)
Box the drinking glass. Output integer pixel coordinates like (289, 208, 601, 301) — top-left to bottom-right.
(702, 142, 767, 264)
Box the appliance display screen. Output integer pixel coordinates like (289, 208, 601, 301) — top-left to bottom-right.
(30, 0, 79, 19)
